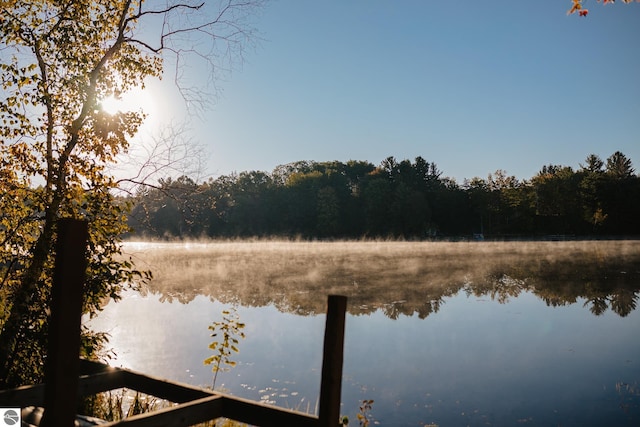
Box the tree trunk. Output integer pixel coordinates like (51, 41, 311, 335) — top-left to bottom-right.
(0, 209, 57, 387)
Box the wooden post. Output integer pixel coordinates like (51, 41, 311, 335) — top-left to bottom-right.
(318, 295, 347, 427)
(40, 219, 89, 427)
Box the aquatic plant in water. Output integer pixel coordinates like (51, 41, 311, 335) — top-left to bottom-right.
(356, 399, 374, 426)
(204, 307, 246, 389)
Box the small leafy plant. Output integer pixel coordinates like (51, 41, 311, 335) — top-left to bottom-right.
(340, 399, 375, 426)
(356, 399, 374, 427)
(204, 307, 246, 389)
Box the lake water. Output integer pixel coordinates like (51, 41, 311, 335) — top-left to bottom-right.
(87, 241, 640, 426)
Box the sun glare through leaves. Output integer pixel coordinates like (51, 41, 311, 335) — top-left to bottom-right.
(100, 95, 123, 115)
(99, 86, 156, 116)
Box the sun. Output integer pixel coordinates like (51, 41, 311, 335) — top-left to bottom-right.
(99, 86, 157, 121)
(100, 95, 123, 115)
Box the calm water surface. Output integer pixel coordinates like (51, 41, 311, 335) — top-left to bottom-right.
(87, 241, 640, 426)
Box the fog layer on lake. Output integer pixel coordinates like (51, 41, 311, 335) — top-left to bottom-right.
(87, 240, 640, 426)
(122, 240, 640, 318)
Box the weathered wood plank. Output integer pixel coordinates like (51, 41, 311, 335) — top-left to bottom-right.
(99, 395, 224, 427)
(77, 370, 128, 397)
(79, 358, 117, 375)
(220, 395, 319, 427)
(0, 370, 127, 408)
(318, 295, 347, 427)
(41, 219, 89, 427)
(119, 370, 214, 403)
(0, 383, 45, 407)
(79, 360, 215, 402)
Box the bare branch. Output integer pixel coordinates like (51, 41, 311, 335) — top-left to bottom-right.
(113, 120, 206, 194)
(123, 0, 265, 113)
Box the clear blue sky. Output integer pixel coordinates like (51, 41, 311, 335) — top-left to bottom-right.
(152, 0, 640, 183)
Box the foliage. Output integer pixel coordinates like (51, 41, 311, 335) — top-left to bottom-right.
(0, 0, 156, 387)
(128, 152, 640, 240)
(212, 419, 248, 427)
(80, 388, 248, 426)
(79, 389, 161, 422)
(0, 0, 261, 388)
(204, 307, 246, 389)
(568, 0, 640, 17)
(356, 399, 375, 427)
(339, 399, 375, 426)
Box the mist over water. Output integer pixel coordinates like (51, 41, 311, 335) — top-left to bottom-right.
(123, 240, 640, 318)
(90, 240, 640, 426)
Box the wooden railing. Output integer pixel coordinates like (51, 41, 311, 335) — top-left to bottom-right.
(0, 219, 347, 426)
(1, 357, 337, 426)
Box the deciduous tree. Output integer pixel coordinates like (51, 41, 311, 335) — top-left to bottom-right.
(0, 0, 262, 387)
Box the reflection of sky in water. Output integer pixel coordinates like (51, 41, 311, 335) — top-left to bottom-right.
(87, 289, 640, 426)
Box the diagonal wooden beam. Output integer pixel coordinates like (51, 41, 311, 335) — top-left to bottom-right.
(119, 370, 214, 403)
(218, 394, 319, 427)
(0, 382, 46, 407)
(99, 394, 225, 427)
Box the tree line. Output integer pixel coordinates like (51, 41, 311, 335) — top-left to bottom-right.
(127, 151, 640, 239)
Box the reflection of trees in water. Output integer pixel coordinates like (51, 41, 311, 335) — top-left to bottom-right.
(610, 289, 638, 317)
(467, 274, 529, 304)
(579, 287, 638, 317)
(416, 297, 446, 320)
(129, 241, 640, 319)
(529, 268, 639, 317)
